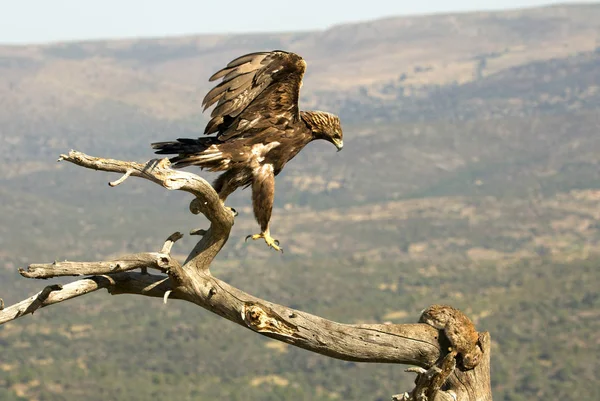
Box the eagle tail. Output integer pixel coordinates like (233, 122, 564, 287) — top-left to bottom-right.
(151, 138, 227, 170)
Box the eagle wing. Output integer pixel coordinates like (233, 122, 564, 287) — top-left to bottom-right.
(202, 50, 306, 141)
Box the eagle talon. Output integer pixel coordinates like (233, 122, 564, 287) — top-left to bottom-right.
(245, 232, 282, 252)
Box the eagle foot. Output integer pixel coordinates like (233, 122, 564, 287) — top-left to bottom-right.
(245, 232, 282, 252)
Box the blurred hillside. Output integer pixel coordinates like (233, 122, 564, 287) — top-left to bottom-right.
(1, 3, 599, 401)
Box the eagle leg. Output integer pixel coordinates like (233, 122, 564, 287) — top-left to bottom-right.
(246, 164, 282, 252)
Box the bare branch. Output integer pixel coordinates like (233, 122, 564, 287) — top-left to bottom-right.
(58, 150, 235, 270)
(18, 252, 174, 278)
(0, 279, 108, 324)
(4, 252, 442, 367)
(116, 251, 446, 366)
(0, 271, 189, 325)
(59, 150, 232, 226)
(3, 265, 496, 401)
(2, 242, 492, 401)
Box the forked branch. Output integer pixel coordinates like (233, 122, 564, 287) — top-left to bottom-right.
(58, 150, 234, 270)
(0, 151, 492, 401)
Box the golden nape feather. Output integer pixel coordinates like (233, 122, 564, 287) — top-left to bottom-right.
(300, 111, 342, 132)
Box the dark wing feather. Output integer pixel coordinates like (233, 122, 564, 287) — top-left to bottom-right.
(203, 72, 253, 107)
(202, 50, 306, 140)
(207, 51, 270, 82)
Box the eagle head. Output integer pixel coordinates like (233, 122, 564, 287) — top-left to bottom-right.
(301, 111, 344, 151)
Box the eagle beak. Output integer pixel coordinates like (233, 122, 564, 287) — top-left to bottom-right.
(334, 139, 344, 152)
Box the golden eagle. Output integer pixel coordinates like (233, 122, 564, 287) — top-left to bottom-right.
(152, 50, 343, 251)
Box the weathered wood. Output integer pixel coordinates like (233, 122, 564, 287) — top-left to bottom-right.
(5, 254, 442, 367)
(19, 253, 172, 278)
(180, 273, 443, 366)
(445, 332, 493, 401)
(0, 151, 493, 401)
(0, 279, 108, 324)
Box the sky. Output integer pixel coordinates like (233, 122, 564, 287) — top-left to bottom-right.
(0, 0, 594, 44)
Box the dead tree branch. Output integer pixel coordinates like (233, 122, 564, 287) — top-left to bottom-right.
(1, 151, 492, 401)
(57, 150, 234, 270)
(19, 253, 173, 278)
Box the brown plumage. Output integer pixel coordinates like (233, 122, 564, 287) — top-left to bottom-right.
(152, 50, 343, 251)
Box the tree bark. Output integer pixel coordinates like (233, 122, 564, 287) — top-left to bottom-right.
(0, 151, 493, 401)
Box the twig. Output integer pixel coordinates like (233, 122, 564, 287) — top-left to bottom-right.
(161, 232, 184, 254)
(108, 169, 134, 186)
(394, 352, 457, 401)
(163, 290, 173, 304)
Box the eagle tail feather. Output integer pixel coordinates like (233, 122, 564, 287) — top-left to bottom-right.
(151, 137, 227, 170)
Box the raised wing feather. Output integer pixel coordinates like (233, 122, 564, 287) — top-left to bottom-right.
(202, 50, 306, 140)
